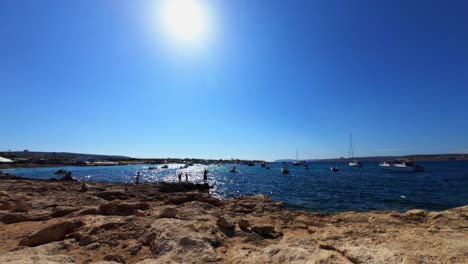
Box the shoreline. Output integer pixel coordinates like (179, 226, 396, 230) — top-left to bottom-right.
(0, 174, 467, 263)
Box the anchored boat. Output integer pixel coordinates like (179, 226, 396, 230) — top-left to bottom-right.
(379, 160, 424, 172)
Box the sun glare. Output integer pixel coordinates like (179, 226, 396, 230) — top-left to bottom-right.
(161, 0, 209, 44)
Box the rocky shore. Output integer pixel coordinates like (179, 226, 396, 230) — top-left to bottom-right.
(0, 174, 466, 264)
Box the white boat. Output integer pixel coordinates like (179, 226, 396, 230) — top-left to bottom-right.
(379, 160, 424, 172)
(281, 167, 289, 174)
(348, 134, 362, 167)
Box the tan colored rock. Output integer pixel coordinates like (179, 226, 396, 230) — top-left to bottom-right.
(19, 220, 84, 247)
(216, 216, 235, 229)
(99, 201, 149, 216)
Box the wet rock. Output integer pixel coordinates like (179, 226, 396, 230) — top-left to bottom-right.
(158, 207, 178, 218)
(99, 201, 149, 216)
(19, 220, 84, 247)
(238, 218, 250, 230)
(216, 216, 235, 229)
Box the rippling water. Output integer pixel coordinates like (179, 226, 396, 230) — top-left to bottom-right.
(3, 161, 468, 213)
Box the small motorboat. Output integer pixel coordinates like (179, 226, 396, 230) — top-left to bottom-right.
(161, 164, 169, 169)
(261, 162, 266, 168)
(247, 162, 255, 166)
(330, 167, 339, 172)
(281, 167, 289, 174)
(379, 160, 424, 172)
(148, 166, 157, 170)
(229, 166, 237, 173)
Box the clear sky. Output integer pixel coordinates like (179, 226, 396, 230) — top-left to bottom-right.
(1, 0, 468, 161)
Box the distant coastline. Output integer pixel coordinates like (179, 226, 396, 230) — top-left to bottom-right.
(276, 153, 468, 163)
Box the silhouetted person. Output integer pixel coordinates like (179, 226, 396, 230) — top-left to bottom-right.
(203, 169, 208, 182)
(62, 171, 73, 181)
(178, 172, 182, 182)
(136, 171, 141, 184)
(185, 173, 188, 182)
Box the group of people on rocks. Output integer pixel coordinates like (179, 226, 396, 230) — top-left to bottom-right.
(135, 168, 209, 184)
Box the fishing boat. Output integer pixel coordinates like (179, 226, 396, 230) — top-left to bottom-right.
(148, 166, 157, 170)
(281, 166, 290, 174)
(161, 164, 169, 169)
(229, 166, 237, 173)
(379, 160, 424, 172)
(348, 134, 362, 167)
(330, 166, 339, 172)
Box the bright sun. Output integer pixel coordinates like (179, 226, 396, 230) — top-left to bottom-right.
(161, 0, 209, 44)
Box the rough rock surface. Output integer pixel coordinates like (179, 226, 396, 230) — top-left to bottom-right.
(0, 176, 467, 263)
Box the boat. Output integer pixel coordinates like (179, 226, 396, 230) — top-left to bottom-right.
(229, 166, 237, 173)
(281, 166, 289, 174)
(304, 166, 309, 170)
(348, 134, 362, 167)
(330, 167, 339, 172)
(265, 166, 271, 170)
(292, 149, 306, 166)
(261, 162, 266, 168)
(247, 162, 255, 166)
(161, 164, 169, 169)
(148, 166, 157, 170)
(379, 160, 424, 172)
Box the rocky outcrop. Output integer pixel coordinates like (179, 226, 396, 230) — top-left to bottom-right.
(19, 220, 84, 247)
(0, 177, 467, 263)
(99, 201, 149, 216)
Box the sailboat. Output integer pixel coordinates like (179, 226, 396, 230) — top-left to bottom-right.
(292, 149, 305, 166)
(348, 134, 362, 167)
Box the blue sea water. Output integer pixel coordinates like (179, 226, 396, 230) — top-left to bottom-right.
(2, 161, 468, 213)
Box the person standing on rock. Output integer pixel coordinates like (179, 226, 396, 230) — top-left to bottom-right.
(178, 172, 182, 182)
(203, 169, 208, 182)
(136, 171, 141, 184)
(185, 173, 188, 182)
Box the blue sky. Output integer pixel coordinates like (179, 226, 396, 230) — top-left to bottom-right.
(1, 0, 468, 161)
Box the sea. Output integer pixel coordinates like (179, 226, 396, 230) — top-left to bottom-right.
(2, 161, 468, 213)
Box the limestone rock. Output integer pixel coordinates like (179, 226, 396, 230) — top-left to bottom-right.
(158, 207, 178, 218)
(216, 216, 235, 229)
(99, 201, 149, 216)
(251, 225, 274, 236)
(19, 220, 84, 247)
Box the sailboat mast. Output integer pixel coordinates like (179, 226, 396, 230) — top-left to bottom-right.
(349, 133, 354, 159)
